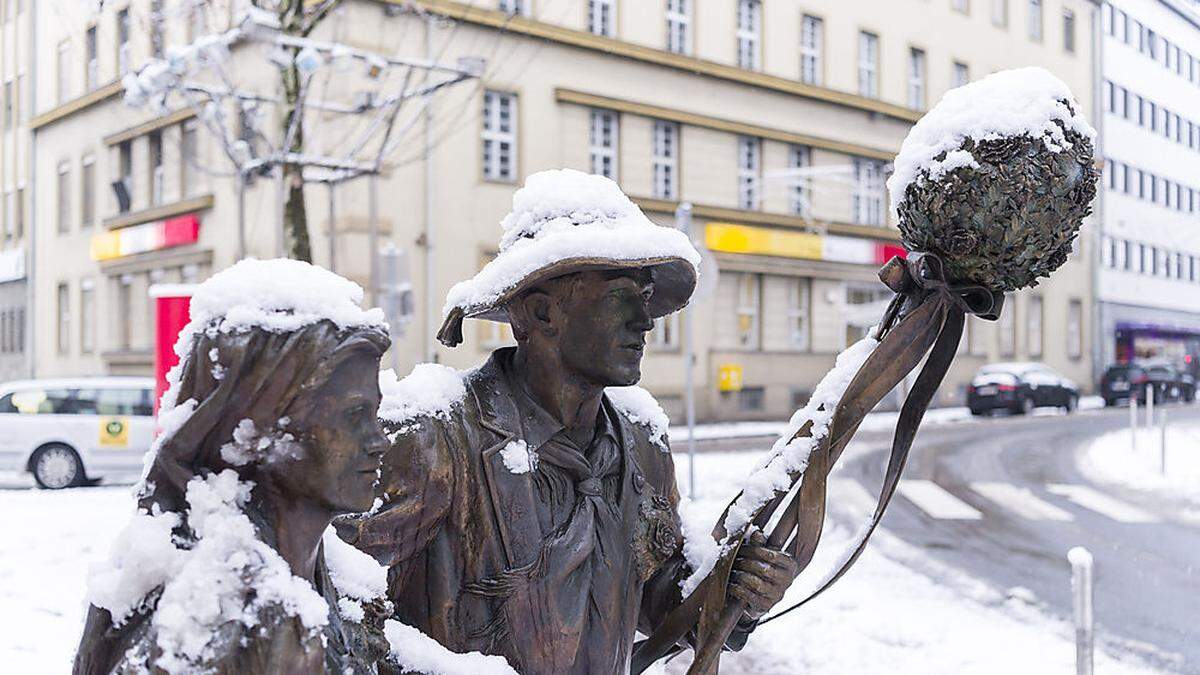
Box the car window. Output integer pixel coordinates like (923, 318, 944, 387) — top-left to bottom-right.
(97, 388, 154, 417)
(9, 388, 73, 414)
(68, 389, 101, 415)
(0, 393, 15, 413)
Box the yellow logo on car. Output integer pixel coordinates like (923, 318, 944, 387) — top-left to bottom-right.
(99, 417, 129, 448)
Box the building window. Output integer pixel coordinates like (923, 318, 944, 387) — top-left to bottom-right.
(788, 145, 811, 217)
(738, 387, 765, 412)
(953, 61, 970, 87)
(652, 120, 678, 200)
(1028, 0, 1043, 42)
(149, 131, 164, 206)
(800, 15, 823, 85)
(736, 0, 762, 70)
(1062, 9, 1075, 53)
(991, 0, 1008, 26)
(589, 109, 618, 180)
(953, 0, 969, 14)
(85, 25, 98, 91)
(651, 313, 679, 350)
(908, 48, 926, 109)
(737, 136, 760, 211)
(15, 187, 23, 238)
(499, 0, 529, 15)
(666, 0, 691, 55)
(57, 283, 70, 356)
(117, 9, 131, 75)
(181, 120, 199, 198)
(117, 140, 133, 212)
(57, 162, 72, 235)
(1067, 300, 1082, 358)
(1027, 296, 1043, 357)
(787, 278, 810, 350)
(151, 0, 165, 57)
(482, 90, 517, 182)
(858, 32, 879, 98)
(16, 73, 25, 123)
(852, 158, 884, 225)
(57, 40, 71, 104)
(81, 156, 95, 229)
(117, 275, 133, 350)
(998, 299, 1015, 355)
(2, 80, 11, 130)
(80, 279, 95, 354)
(735, 273, 761, 349)
(588, 0, 614, 37)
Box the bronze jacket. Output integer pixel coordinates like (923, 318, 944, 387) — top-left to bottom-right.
(349, 349, 702, 674)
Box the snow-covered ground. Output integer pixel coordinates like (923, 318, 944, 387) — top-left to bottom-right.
(1, 434, 1158, 674)
(1077, 420, 1200, 522)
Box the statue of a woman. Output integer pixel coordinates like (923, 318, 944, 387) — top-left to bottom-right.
(73, 260, 394, 675)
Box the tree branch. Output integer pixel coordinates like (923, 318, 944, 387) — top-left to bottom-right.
(301, 0, 345, 36)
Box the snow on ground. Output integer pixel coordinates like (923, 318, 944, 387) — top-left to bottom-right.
(1078, 420, 1200, 521)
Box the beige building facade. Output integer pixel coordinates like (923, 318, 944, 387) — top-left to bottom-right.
(23, 0, 1100, 421)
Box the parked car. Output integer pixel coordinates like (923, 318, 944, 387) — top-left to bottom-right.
(967, 362, 1080, 416)
(1101, 363, 1196, 406)
(0, 377, 156, 489)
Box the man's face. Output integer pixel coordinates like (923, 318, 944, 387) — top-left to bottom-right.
(554, 269, 655, 387)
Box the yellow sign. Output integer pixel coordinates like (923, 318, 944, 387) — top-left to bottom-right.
(99, 417, 129, 448)
(705, 223, 823, 260)
(717, 364, 744, 392)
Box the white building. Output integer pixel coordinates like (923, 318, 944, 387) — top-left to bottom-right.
(1097, 0, 1200, 369)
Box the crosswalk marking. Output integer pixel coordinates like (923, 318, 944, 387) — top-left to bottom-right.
(897, 479, 983, 520)
(1046, 484, 1158, 523)
(970, 482, 1073, 522)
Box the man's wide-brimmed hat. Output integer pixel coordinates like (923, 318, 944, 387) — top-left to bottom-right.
(437, 169, 701, 347)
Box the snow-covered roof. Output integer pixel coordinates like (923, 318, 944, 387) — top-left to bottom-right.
(887, 67, 1095, 214)
(441, 169, 700, 319)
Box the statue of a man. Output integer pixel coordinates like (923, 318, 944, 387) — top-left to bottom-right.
(341, 170, 795, 673)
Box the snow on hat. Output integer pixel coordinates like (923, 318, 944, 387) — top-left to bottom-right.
(437, 169, 701, 347)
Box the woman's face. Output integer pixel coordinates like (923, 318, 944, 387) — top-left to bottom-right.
(271, 351, 388, 515)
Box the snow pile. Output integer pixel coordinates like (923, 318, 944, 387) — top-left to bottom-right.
(887, 67, 1096, 212)
(1077, 423, 1200, 516)
(378, 364, 468, 430)
(384, 620, 518, 675)
(681, 335, 879, 595)
(607, 385, 671, 450)
(500, 439, 536, 475)
(322, 527, 389, 623)
(442, 169, 700, 318)
(88, 471, 329, 674)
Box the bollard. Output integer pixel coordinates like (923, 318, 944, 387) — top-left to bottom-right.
(1160, 410, 1168, 475)
(1129, 395, 1138, 453)
(1068, 546, 1094, 675)
(1146, 383, 1154, 429)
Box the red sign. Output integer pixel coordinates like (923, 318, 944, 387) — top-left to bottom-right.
(150, 286, 197, 415)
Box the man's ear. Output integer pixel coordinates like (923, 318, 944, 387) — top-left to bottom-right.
(515, 290, 557, 337)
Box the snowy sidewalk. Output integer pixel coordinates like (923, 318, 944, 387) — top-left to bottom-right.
(1076, 419, 1200, 522)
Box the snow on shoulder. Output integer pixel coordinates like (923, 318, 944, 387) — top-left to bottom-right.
(385, 620, 518, 675)
(607, 385, 670, 450)
(886, 67, 1096, 212)
(442, 169, 700, 318)
(378, 363, 467, 429)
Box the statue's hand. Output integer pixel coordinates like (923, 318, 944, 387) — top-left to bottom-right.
(727, 530, 798, 621)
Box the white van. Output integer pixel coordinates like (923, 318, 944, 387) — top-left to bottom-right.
(0, 377, 156, 489)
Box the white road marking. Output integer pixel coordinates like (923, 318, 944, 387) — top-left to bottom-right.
(897, 479, 983, 520)
(971, 482, 1074, 522)
(1046, 484, 1158, 523)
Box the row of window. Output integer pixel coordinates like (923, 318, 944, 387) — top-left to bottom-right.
(992, 294, 1084, 359)
(1102, 236, 1200, 283)
(1102, 4, 1200, 90)
(0, 306, 25, 355)
(2, 188, 25, 241)
(1104, 80, 1200, 152)
(1, 74, 29, 131)
(1105, 158, 1200, 215)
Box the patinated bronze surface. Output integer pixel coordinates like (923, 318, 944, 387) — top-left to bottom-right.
(342, 269, 795, 674)
(74, 320, 393, 675)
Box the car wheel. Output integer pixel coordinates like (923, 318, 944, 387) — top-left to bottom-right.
(31, 444, 84, 490)
(1064, 394, 1078, 413)
(1103, 398, 1115, 407)
(1018, 397, 1035, 415)
(970, 408, 986, 417)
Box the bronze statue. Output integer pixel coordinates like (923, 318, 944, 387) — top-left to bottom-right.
(339, 170, 796, 674)
(74, 261, 394, 674)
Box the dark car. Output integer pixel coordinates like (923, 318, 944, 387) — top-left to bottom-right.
(1102, 363, 1196, 406)
(967, 362, 1080, 416)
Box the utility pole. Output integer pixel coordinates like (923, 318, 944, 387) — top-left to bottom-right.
(677, 202, 697, 499)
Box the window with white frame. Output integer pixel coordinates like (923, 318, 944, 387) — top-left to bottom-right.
(80, 278, 95, 354)
(188, 1, 209, 42)
(667, 0, 691, 54)
(57, 282, 70, 355)
(651, 313, 679, 350)
(735, 273, 761, 349)
(181, 120, 199, 198)
(788, 145, 811, 217)
(57, 162, 72, 234)
(953, 61, 970, 87)
(787, 278, 811, 350)
(858, 32, 879, 98)
(118, 141, 133, 213)
(149, 131, 164, 206)
(57, 41, 71, 104)
(2, 80, 10, 130)
(1067, 300, 1082, 358)
(852, 158, 884, 225)
(85, 26, 98, 91)
(1027, 295, 1043, 357)
(588, 0, 614, 37)
(81, 156, 95, 228)
(117, 9, 131, 74)
(908, 47, 926, 109)
(1028, 0, 1043, 41)
(1062, 9, 1075, 53)
(736, 0, 762, 70)
(589, 109, 618, 180)
(992, 0, 1008, 26)
(737, 136, 761, 210)
(499, 0, 530, 16)
(482, 90, 517, 182)
(652, 120, 678, 199)
(800, 15, 823, 85)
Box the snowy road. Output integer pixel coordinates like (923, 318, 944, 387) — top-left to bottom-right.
(839, 402, 1200, 673)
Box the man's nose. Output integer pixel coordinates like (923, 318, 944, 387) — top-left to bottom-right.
(628, 302, 654, 332)
(365, 426, 389, 458)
